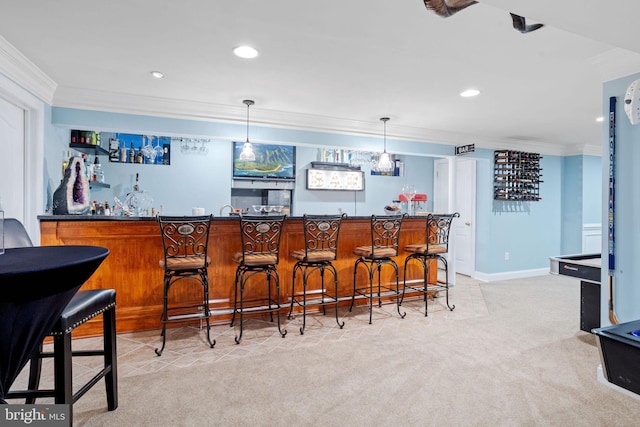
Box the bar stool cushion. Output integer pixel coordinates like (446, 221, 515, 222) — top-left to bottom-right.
(291, 249, 336, 262)
(232, 252, 278, 265)
(52, 289, 116, 334)
(353, 245, 397, 258)
(159, 256, 211, 270)
(403, 243, 447, 255)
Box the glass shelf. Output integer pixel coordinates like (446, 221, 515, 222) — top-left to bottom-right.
(89, 181, 110, 189)
(69, 142, 109, 156)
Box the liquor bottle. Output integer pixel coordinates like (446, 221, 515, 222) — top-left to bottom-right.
(129, 143, 135, 163)
(90, 155, 95, 180)
(92, 156, 102, 182)
(120, 142, 127, 163)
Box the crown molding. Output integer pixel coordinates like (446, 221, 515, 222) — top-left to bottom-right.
(588, 47, 640, 82)
(53, 86, 597, 157)
(0, 36, 56, 103)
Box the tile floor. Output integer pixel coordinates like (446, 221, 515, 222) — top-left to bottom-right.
(9, 274, 486, 397)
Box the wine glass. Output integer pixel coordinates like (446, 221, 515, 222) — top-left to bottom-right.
(142, 135, 157, 163)
(402, 184, 416, 216)
(154, 137, 164, 162)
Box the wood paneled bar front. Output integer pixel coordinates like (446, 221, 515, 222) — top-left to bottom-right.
(39, 216, 437, 337)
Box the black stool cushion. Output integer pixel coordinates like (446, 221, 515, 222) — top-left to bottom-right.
(52, 289, 116, 335)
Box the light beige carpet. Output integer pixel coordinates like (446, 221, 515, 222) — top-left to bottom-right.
(68, 275, 640, 426)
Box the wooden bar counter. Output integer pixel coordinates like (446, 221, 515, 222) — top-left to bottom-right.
(39, 215, 436, 336)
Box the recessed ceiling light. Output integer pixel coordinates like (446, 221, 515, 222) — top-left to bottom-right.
(596, 116, 604, 122)
(234, 46, 258, 59)
(150, 71, 164, 79)
(460, 89, 480, 98)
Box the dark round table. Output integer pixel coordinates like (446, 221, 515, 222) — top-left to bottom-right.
(0, 245, 109, 404)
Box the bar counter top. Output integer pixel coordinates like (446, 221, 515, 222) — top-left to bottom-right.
(38, 215, 436, 337)
(39, 213, 426, 221)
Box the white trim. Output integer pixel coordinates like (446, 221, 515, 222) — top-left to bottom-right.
(583, 223, 602, 253)
(0, 35, 56, 103)
(0, 71, 45, 243)
(472, 268, 550, 283)
(52, 85, 598, 157)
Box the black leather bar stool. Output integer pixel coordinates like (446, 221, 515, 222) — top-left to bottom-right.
(4, 219, 118, 423)
(288, 213, 346, 334)
(402, 212, 459, 316)
(231, 215, 287, 343)
(350, 214, 406, 324)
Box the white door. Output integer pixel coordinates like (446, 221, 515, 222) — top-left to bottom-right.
(0, 96, 25, 219)
(434, 158, 459, 284)
(454, 158, 476, 276)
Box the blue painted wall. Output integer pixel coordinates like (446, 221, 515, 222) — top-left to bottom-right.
(582, 155, 602, 224)
(472, 149, 564, 274)
(47, 107, 438, 218)
(43, 106, 600, 278)
(560, 155, 603, 254)
(602, 72, 640, 324)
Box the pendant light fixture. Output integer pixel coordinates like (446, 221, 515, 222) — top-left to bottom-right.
(377, 117, 394, 172)
(239, 99, 256, 161)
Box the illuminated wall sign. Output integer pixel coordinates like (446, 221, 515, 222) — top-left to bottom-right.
(306, 168, 365, 191)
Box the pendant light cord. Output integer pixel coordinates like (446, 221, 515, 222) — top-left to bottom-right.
(381, 117, 390, 153)
(243, 99, 254, 143)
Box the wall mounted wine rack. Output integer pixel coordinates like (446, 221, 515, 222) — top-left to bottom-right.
(493, 150, 542, 201)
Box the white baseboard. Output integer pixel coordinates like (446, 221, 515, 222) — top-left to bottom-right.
(470, 268, 550, 283)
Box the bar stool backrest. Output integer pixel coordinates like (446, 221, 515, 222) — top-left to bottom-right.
(426, 212, 460, 254)
(301, 213, 346, 260)
(158, 215, 212, 271)
(238, 215, 286, 265)
(4, 218, 34, 248)
(369, 214, 405, 258)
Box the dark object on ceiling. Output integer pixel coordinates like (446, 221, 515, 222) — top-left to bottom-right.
(422, 0, 477, 17)
(509, 13, 544, 34)
(423, 0, 544, 33)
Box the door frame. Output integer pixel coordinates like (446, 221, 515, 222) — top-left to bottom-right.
(0, 72, 45, 242)
(453, 157, 477, 276)
(434, 156, 477, 280)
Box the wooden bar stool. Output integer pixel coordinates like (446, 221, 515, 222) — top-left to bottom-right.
(288, 213, 346, 334)
(402, 212, 459, 316)
(231, 215, 288, 343)
(350, 214, 407, 324)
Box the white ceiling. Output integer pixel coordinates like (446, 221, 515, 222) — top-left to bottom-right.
(1, 0, 640, 155)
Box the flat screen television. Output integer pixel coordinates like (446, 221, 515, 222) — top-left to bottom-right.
(232, 142, 296, 181)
